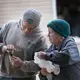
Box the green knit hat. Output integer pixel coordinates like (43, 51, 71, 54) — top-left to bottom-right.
(47, 19, 70, 38)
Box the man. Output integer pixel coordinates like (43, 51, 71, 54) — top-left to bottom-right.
(0, 9, 47, 80)
(37, 19, 80, 80)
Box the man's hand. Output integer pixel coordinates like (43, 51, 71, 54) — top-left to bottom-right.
(2, 44, 16, 53)
(12, 56, 23, 68)
(40, 68, 50, 76)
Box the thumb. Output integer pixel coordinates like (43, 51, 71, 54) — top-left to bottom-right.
(12, 56, 17, 60)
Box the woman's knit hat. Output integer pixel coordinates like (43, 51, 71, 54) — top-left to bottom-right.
(47, 19, 70, 38)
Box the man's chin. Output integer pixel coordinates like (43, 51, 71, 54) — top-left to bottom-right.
(24, 32, 32, 35)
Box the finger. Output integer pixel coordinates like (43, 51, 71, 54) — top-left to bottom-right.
(12, 57, 17, 61)
(7, 45, 15, 50)
(41, 68, 47, 72)
(41, 70, 47, 76)
(42, 68, 46, 70)
(12, 56, 18, 60)
(39, 51, 44, 53)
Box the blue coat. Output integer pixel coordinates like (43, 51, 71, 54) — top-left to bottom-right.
(45, 36, 80, 80)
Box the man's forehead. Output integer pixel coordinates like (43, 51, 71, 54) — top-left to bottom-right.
(23, 18, 34, 23)
(27, 19, 34, 24)
(22, 20, 35, 28)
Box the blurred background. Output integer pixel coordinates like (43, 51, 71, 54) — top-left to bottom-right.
(0, 0, 55, 34)
(0, 0, 80, 37)
(57, 0, 80, 37)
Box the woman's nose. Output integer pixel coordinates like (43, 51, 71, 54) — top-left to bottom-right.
(48, 33, 50, 37)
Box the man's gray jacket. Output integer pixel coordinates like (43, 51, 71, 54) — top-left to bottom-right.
(0, 19, 47, 78)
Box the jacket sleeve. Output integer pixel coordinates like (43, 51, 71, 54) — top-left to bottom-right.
(0, 22, 11, 52)
(46, 39, 79, 67)
(20, 60, 40, 73)
(46, 51, 70, 67)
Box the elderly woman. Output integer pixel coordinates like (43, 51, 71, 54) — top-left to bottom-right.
(39, 19, 80, 80)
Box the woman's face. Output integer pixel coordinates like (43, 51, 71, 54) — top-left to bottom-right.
(48, 27, 63, 46)
(22, 20, 35, 34)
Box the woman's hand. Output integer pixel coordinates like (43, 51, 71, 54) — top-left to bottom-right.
(40, 68, 50, 76)
(37, 51, 47, 59)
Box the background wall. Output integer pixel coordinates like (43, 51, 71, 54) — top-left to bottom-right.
(0, 0, 53, 34)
